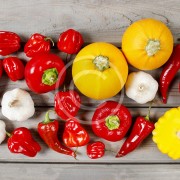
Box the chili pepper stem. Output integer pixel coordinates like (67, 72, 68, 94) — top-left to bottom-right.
(44, 37, 54, 47)
(6, 131, 12, 137)
(43, 110, 55, 124)
(145, 101, 153, 121)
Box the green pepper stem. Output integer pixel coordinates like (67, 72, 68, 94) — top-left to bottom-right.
(43, 110, 54, 124)
(105, 115, 120, 130)
(93, 55, 110, 71)
(44, 37, 54, 47)
(6, 131, 12, 137)
(42, 68, 58, 86)
(145, 101, 153, 121)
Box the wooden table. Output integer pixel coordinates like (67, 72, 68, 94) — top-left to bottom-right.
(0, 0, 179, 179)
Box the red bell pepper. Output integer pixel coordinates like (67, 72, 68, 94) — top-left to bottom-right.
(3, 57, 24, 81)
(38, 111, 76, 158)
(24, 33, 54, 57)
(0, 31, 21, 56)
(54, 90, 81, 120)
(63, 119, 90, 147)
(92, 101, 132, 142)
(159, 44, 180, 104)
(116, 105, 155, 157)
(25, 53, 66, 93)
(7, 127, 41, 157)
(57, 29, 84, 54)
(87, 141, 105, 159)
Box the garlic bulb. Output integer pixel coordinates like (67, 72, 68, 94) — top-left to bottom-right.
(1, 88, 35, 121)
(125, 71, 158, 104)
(0, 120, 6, 144)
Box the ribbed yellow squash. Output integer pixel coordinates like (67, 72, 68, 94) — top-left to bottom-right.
(72, 42, 128, 100)
(122, 18, 173, 70)
(153, 107, 180, 160)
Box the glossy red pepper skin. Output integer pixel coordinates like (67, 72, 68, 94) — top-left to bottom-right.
(54, 90, 81, 120)
(7, 127, 41, 157)
(24, 33, 53, 57)
(0, 60, 3, 78)
(63, 119, 90, 147)
(57, 29, 84, 54)
(25, 53, 66, 93)
(92, 101, 132, 142)
(159, 44, 180, 104)
(116, 116, 154, 158)
(38, 112, 76, 157)
(0, 31, 21, 56)
(87, 141, 105, 159)
(3, 57, 24, 81)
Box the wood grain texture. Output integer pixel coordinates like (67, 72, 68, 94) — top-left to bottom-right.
(0, 163, 180, 180)
(0, 0, 179, 44)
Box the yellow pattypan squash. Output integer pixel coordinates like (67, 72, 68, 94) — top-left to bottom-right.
(72, 42, 128, 100)
(122, 18, 173, 70)
(152, 107, 180, 160)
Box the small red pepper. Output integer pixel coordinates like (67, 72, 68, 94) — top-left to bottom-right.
(7, 127, 41, 157)
(87, 141, 105, 159)
(3, 57, 24, 81)
(0, 31, 21, 56)
(116, 105, 155, 158)
(25, 53, 66, 93)
(92, 101, 132, 142)
(57, 29, 84, 54)
(63, 119, 90, 147)
(159, 44, 180, 104)
(38, 111, 76, 157)
(24, 33, 54, 57)
(54, 90, 81, 120)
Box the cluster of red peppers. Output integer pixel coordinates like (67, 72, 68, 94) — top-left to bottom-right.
(0, 29, 179, 159)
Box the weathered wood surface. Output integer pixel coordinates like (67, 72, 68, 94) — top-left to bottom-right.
(0, 164, 180, 180)
(0, 0, 180, 44)
(0, 0, 180, 179)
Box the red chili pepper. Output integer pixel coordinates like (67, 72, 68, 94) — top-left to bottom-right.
(24, 33, 54, 57)
(159, 44, 180, 104)
(54, 90, 81, 120)
(7, 127, 41, 157)
(92, 101, 132, 142)
(0, 31, 21, 56)
(3, 57, 24, 81)
(0, 60, 3, 78)
(25, 53, 66, 93)
(57, 29, 84, 54)
(87, 141, 105, 159)
(63, 119, 90, 147)
(116, 105, 155, 157)
(38, 111, 76, 157)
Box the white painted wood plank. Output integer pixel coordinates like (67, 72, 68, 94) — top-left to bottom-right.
(0, 0, 179, 44)
(0, 163, 180, 180)
(0, 107, 179, 163)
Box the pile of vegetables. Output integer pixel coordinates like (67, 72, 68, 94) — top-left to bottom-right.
(0, 18, 179, 160)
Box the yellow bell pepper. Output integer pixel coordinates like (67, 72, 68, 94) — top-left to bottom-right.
(152, 107, 180, 160)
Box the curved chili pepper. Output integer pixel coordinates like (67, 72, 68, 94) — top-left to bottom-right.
(38, 111, 76, 158)
(63, 119, 90, 147)
(116, 105, 154, 157)
(57, 29, 84, 54)
(92, 101, 132, 142)
(87, 141, 105, 159)
(54, 90, 81, 120)
(24, 33, 54, 57)
(0, 31, 21, 56)
(3, 57, 24, 81)
(159, 44, 180, 104)
(7, 127, 41, 157)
